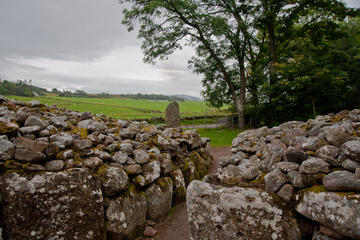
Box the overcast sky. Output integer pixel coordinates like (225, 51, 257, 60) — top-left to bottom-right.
(0, 0, 359, 98)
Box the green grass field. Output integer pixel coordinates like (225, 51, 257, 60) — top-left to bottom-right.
(6, 95, 229, 120)
(197, 127, 241, 146)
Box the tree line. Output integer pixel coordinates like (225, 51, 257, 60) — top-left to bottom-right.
(121, 0, 360, 128)
(0, 79, 46, 96)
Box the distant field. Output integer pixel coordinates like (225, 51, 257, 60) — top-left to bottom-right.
(197, 127, 241, 146)
(6, 95, 229, 120)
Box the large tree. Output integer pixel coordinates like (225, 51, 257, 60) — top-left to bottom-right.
(121, 0, 263, 129)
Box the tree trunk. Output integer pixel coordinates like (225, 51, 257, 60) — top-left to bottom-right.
(238, 60, 247, 129)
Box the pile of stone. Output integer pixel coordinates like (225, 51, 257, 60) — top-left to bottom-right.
(0, 95, 212, 239)
(187, 109, 360, 240)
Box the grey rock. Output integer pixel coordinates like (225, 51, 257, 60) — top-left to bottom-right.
(342, 140, 360, 162)
(274, 161, 300, 173)
(106, 142, 119, 153)
(80, 112, 92, 120)
(264, 169, 289, 193)
(241, 166, 259, 181)
(106, 187, 147, 239)
(342, 159, 360, 172)
(78, 119, 107, 133)
(73, 139, 92, 150)
(0, 139, 14, 161)
(83, 157, 103, 170)
(45, 160, 64, 171)
(159, 153, 173, 175)
(356, 168, 360, 178)
(187, 180, 301, 240)
(134, 149, 150, 164)
(146, 177, 173, 221)
(316, 145, 341, 166)
(28, 100, 41, 106)
(0, 170, 105, 239)
(288, 171, 324, 189)
(261, 142, 285, 170)
(325, 130, 350, 148)
(284, 146, 307, 164)
(302, 137, 328, 151)
(124, 164, 142, 175)
(323, 170, 360, 192)
(120, 142, 133, 155)
(24, 115, 48, 130)
(296, 189, 360, 239)
(23, 163, 46, 171)
(50, 116, 67, 129)
(19, 125, 41, 135)
(94, 149, 112, 161)
(98, 166, 128, 196)
(277, 184, 294, 202)
(157, 135, 179, 150)
(170, 169, 186, 203)
(299, 157, 330, 174)
(165, 101, 180, 128)
(143, 161, 161, 185)
(349, 109, 360, 122)
(49, 132, 74, 149)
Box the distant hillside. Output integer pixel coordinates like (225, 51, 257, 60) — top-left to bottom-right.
(0, 79, 47, 96)
(172, 94, 202, 101)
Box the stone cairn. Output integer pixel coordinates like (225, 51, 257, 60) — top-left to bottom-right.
(0, 95, 212, 240)
(187, 109, 360, 240)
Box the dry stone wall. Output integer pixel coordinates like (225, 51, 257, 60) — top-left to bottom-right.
(0, 96, 212, 240)
(187, 109, 360, 240)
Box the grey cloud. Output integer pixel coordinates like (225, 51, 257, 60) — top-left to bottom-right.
(0, 0, 135, 61)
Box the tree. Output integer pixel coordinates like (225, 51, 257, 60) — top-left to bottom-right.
(121, 0, 260, 128)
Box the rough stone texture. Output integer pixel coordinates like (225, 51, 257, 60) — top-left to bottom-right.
(264, 169, 289, 193)
(299, 157, 330, 174)
(274, 162, 300, 173)
(106, 186, 147, 239)
(98, 166, 129, 196)
(342, 140, 360, 162)
(316, 145, 341, 166)
(24, 116, 48, 130)
(74, 139, 92, 150)
(296, 189, 360, 239)
(143, 161, 161, 185)
(187, 180, 301, 240)
(325, 130, 350, 148)
(112, 151, 129, 164)
(165, 101, 180, 128)
(45, 160, 64, 171)
(288, 171, 324, 189)
(145, 177, 173, 221)
(277, 184, 294, 202)
(284, 147, 307, 164)
(0, 170, 105, 239)
(134, 149, 150, 164)
(170, 169, 187, 203)
(78, 119, 107, 133)
(323, 170, 360, 192)
(342, 159, 360, 172)
(0, 139, 14, 161)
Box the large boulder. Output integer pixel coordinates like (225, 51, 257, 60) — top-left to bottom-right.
(106, 186, 147, 239)
(0, 170, 105, 239)
(296, 187, 360, 239)
(187, 180, 301, 240)
(145, 177, 173, 221)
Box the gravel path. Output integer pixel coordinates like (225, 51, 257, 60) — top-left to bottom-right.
(155, 146, 231, 240)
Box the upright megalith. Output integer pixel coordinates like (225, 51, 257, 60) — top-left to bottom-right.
(165, 101, 180, 128)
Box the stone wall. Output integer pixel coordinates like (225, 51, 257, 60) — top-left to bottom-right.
(187, 109, 360, 240)
(0, 96, 212, 240)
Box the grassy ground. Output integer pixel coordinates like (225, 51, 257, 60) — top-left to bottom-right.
(6, 95, 229, 119)
(197, 127, 242, 147)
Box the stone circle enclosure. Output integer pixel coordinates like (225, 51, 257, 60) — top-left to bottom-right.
(0, 96, 212, 239)
(187, 109, 360, 240)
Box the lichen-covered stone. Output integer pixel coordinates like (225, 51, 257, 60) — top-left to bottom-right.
(124, 164, 142, 175)
(0, 119, 18, 135)
(316, 145, 341, 166)
(187, 180, 301, 240)
(24, 116, 48, 130)
(323, 170, 360, 192)
(299, 157, 330, 174)
(296, 188, 360, 239)
(273, 162, 300, 173)
(134, 149, 150, 164)
(74, 139, 93, 150)
(277, 184, 294, 202)
(106, 186, 147, 239)
(49, 132, 74, 149)
(284, 147, 306, 164)
(170, 169, 186, 203)
(145, 177, 173, 221)
(287, 171, 324, 189)
(98, 166, 128, 196)
(165, 101, 180, 128)
(342, 159, 360, 172)
(325, 130, 350, 148)
(45, 160, 64, 171)
(0, 170, 105, 239)
(143, 161, 161, 185)
(78, 119, 107, 133)
(112, 151, 129, 164)
(342, 140, 360, 162)
(0, 139, 14, 161)
(264, 169, 289, 193)
(83, 156, 103, 170)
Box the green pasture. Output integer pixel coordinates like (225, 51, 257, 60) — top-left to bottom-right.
(6, 95, 228, 120)
(197, 127, 241, 147)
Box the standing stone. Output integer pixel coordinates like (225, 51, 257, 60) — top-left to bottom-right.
(0, 170, 105, 240)
(165, 101, 180, 128)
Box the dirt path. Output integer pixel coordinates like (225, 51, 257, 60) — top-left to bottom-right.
(155, 146, 231, 240)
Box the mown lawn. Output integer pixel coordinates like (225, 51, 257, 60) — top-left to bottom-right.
(6, 95, 228, 119)
(197, 127, 242, 147)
